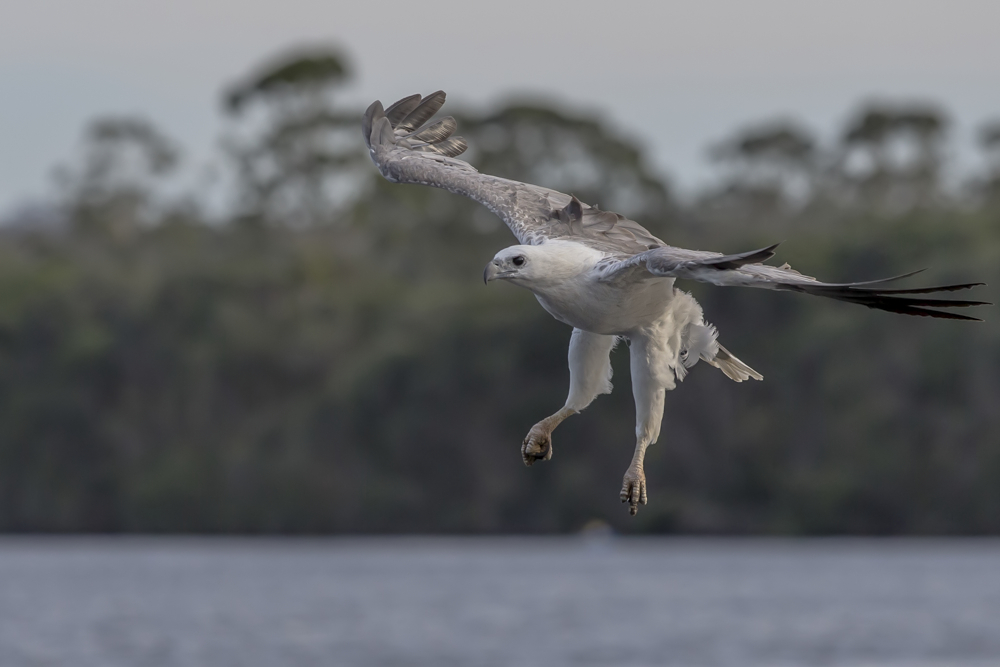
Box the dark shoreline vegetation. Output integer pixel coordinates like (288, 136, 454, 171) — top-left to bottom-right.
(1, 47, 997, 534)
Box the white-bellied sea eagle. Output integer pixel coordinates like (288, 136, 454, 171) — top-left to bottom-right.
(363, 91, 988, 516)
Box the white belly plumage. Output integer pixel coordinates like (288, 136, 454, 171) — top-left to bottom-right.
(533, 276, 678, 336)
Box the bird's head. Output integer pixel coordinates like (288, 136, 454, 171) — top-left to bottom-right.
(484, 242, 599, 288)
(484, 246, 534, 285)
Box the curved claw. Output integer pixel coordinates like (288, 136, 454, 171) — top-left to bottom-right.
(521, 429, 553, 467)
(620, 468, 647, 516)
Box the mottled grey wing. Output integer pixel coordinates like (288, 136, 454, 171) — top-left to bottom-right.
(600, 243, 989, 320)
(363, 92, 664, 254)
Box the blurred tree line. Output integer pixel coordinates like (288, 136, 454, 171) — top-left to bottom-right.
(0, 46, 997, 534)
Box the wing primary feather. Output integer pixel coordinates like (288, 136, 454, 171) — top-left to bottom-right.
(408, 116, 457, 144)
(410, 136, 468, 158)
(832, 282, 986, 295)
(396, 91, 447, 133)
(819, 293, 989, 308)
(384, 94, 421, 126)
(779, 281, 990, 320)
(373, 116, 394, 147)
(696, 243, 781, 270)
(362, 100, 385, 150)
(799, 269, 928, 288)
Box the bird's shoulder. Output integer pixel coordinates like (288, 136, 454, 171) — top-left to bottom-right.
(521, 188, 667, 256)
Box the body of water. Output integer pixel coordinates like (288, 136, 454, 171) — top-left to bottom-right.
(1, 537, 999, 666)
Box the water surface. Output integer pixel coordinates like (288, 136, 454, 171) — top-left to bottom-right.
(1, 537, 998, 666)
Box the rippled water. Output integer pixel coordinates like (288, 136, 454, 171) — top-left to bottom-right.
(1, 537, 999, 666)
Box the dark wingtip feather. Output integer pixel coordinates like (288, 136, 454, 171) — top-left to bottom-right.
(848, 296, 986, 321)
(850, 282, 986, 295)
(409, 116, 457, 144)
(891, 308, 984, 322)
(706, 242, 782, 270)
(815, 268, 928, 288)
(397, 91, 447, 133)
(844, 294, 990, 309)
(384, 94, 421, 127)
(361, 100, 384, 150)
(372, 116, 394, 148)
(411, 136, 467, 158)
(796, 275, 990, 321)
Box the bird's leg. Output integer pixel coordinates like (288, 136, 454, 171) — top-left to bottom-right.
(522, 329, 617, 467)
(622, 335, 669, 516)
(522, 407, 575, 466)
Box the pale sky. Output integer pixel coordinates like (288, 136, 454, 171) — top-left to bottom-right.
(2, 0, 999, 214)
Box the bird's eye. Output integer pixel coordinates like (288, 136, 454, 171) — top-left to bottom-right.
(512, 255, 526, 267)
(680, 349, 689, 358)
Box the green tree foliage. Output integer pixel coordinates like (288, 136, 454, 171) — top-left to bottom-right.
(222, 47, 363, 227)
(466, 104, 672, 221)
(54, 117, 180, 238)
(0, 48, 997, 534)
(704, 121, 818, 217)
(225, 50, 350, 114)
(839, 102, 950, 210)
(977, 120, 1000, 205)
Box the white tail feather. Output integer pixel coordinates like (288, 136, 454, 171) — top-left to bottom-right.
(707, 343, 763, 382)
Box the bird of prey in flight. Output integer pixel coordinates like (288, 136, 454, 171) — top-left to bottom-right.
(362, 91, 988, 516)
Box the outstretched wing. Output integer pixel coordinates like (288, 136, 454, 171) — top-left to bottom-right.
(363, 91, 664, 254)
(366, 91, 988, 321)
(600, 243, 990, 321)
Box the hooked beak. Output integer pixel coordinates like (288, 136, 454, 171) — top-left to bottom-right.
(483, 261, 501, 284)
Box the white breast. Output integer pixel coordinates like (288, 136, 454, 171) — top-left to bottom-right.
(533, 275, 677, 336)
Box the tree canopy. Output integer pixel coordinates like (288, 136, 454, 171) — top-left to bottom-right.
(0, 48, 997, 534)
